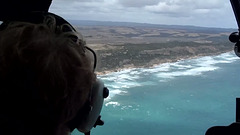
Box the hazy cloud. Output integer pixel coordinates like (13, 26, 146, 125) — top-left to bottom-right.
(54, 0, 103, 2)
(144, 0, 225, 16)
(50, 0, 237, 28)
(117, 0, 159, 7)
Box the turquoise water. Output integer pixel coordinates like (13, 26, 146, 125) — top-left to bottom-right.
(73, 52, 240, 135)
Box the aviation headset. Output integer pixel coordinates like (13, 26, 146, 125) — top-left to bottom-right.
(0, 12, 109, 135)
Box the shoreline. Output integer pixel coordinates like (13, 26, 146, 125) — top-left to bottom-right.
(95, 51, 234, 75)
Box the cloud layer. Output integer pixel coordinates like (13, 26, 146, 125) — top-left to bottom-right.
(49, 0, 237, 28)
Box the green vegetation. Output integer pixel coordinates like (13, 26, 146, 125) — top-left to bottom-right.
(75, 23, 234, 73)
(95, 40, 233, 73)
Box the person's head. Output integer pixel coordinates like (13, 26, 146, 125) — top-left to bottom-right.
(0, 14, 96, 135)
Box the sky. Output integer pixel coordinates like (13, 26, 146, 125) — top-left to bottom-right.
(49, 0, 237, 29)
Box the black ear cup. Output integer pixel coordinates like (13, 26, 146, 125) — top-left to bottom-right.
(77, 79, 109, 133)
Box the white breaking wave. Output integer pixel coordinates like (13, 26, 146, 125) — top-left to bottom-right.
(156, 52, 238, 79)
(100, 51, 239, 103)
(141, 63, 171, 73)
(156, 66, 219, 79)
(105, 89, 128, 101)
(99, 68, 143, 103)
(105, 101, 120, 107)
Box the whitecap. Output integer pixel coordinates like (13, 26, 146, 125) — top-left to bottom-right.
(116, 81, 142, 88)
(194, 56, 218, 66)
(105, 84, 122, 89)
(105, 101, 120, 107)
(171, 62, 193, 69)
(141, 63, 171, 73)
(104, 89, 128, 101)
(216, 52, 239, 62)
(101, 52, 238, 101)
(98, 76, 118, 81)
(156, 55, 221, 79)
(156, 67, 214, 79)
(116, 73, 140, 81)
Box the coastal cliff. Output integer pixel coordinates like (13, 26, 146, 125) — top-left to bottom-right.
(73, 21, 235, 74)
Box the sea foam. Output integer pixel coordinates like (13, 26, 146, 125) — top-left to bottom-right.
(100, 51, 238, 103)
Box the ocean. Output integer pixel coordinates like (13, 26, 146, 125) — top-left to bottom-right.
(73, 51, 240, 135)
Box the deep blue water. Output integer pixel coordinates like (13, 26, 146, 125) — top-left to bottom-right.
(73, 52, 240, 135)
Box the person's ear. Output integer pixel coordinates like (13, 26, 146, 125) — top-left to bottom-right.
(67, 79, 109, 133)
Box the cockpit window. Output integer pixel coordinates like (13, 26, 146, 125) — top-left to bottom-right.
(50, 1, 239, 135)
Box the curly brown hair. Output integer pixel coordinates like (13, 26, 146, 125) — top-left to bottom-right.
(0, 15, 95, 135)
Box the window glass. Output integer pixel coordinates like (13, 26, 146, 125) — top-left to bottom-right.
(50, 1, 239, 135)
